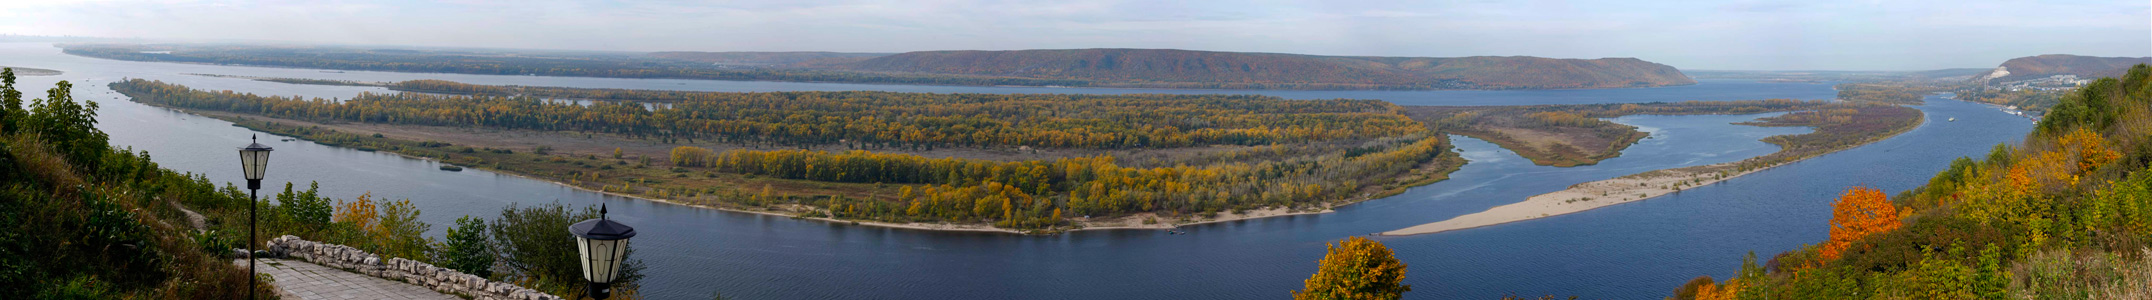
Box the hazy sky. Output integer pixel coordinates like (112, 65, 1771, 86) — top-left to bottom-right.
(1, 0, 2146, 70)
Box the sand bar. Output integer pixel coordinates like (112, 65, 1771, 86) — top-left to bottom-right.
(1381, 161, 1759, 236)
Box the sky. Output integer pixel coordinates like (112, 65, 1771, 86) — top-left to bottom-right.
(0, 0, 2146, 71)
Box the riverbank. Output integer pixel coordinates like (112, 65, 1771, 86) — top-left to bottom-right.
(1384, 103, 1924, 236)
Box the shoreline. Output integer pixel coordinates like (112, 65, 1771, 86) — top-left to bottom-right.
(1382, 106, 1924, 236)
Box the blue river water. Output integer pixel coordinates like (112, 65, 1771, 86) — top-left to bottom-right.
(0, 42, 2031, 299)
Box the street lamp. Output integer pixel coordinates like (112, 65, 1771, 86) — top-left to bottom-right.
(237, 134, 272, 300)
(569, 203, 636, 300)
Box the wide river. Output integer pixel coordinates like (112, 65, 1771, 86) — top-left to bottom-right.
(1, 42, 2032, 299)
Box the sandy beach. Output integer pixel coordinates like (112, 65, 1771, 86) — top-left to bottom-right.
(1381, 161, 1762, 236)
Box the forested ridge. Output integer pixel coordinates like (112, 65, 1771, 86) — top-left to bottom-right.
(1671, 65, 2152, 299)
(116, 80, 1462, 231)
(116, 79, 1423, 150)
(1983, 54, 2152, 82)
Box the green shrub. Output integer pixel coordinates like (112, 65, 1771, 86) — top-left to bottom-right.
(488, 202, 644, 298)
(435, 216, 494, 278)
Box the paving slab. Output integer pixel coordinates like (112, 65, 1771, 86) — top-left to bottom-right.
(233, 258, 461, 300)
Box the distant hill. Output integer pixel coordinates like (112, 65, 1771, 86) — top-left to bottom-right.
(1976, 54, 2152, 82)
(649, 51, 888, 67)
(824, 49, 1696, 90)
(66, 43, 1694, 91)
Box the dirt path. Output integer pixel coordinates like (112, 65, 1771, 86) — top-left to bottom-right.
(167, 199, 207, 231)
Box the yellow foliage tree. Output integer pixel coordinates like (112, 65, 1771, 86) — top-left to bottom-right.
(1293, 237, 1410, 300)
(334, 192, 380, 233)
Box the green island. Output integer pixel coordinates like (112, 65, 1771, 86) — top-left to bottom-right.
(112, 79, 1466, 233)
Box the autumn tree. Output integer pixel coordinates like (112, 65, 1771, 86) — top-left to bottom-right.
(670, 146, 715, 167)
(1821, 186, 1901, 261)
(1294, 237, 1410, 300)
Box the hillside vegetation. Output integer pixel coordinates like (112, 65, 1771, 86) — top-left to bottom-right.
(0, 69, 275, 298)
(1671, 65, 2152, 300)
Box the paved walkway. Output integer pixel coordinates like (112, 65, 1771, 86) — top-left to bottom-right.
(233, 258, 460, 300)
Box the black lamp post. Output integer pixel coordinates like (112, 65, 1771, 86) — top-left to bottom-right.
(237, 135, 273, 300)
(569, 203, 636, 300)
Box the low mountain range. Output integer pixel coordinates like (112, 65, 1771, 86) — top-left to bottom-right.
(63, 43, 1696, 91)
(648, 51, 888, 67)
(1974, 54, 2152, 82)
(652, 48, 1697, 90)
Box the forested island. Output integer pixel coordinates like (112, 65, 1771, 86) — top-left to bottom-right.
(111, 79, 1465, 233)
(125, 75, 1937, 235)
(66, 44, 1696, 91)
(1665, 65, 2152, 300)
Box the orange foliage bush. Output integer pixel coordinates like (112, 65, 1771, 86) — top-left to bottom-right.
(1820, 186, 1901, 261)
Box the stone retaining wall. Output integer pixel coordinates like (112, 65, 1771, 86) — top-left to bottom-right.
(264, 235, 564, 300)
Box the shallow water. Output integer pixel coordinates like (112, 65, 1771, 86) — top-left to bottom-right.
(0, 42, 2032, 299)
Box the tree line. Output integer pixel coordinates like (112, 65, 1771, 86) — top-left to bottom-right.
(666, 135, 1451, 227)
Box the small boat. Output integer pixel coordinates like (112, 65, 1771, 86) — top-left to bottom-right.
(439, 165, 464, 171)
(1948, 117, 1956, 122)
